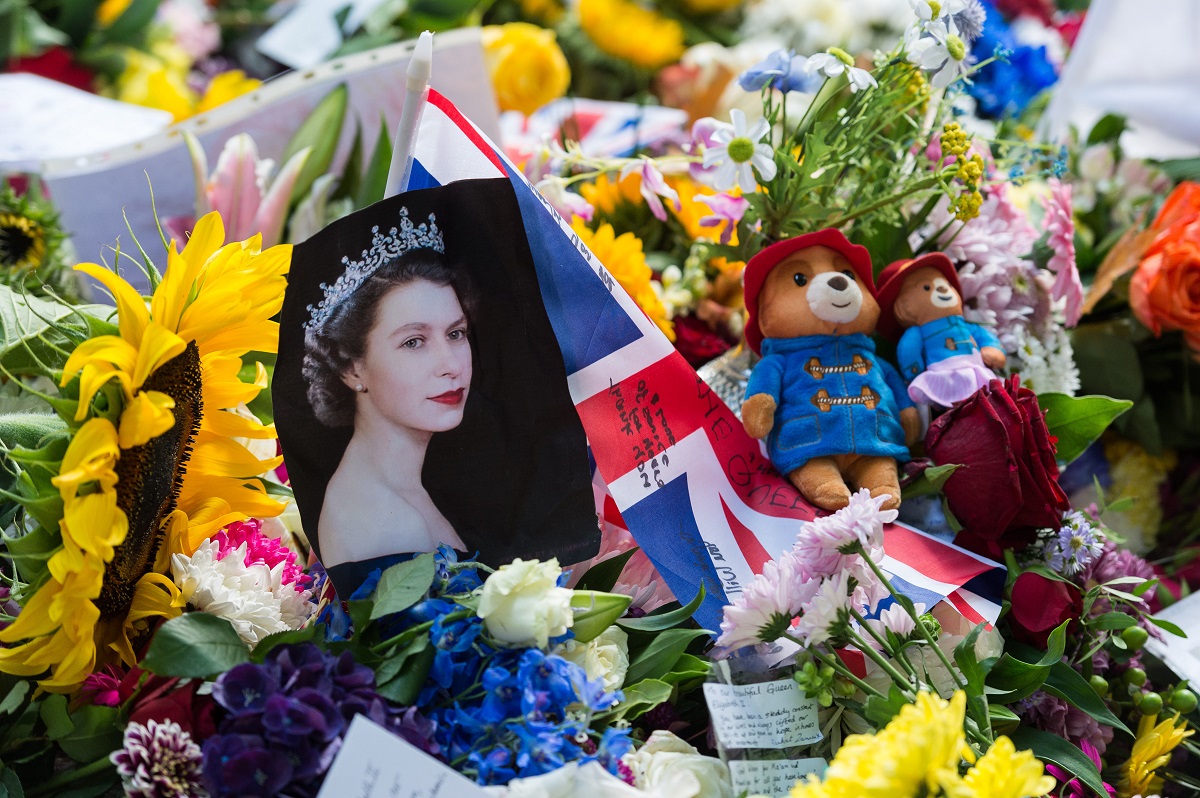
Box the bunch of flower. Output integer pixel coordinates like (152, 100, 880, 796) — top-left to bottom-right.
(788, 690, 1056, 798)
(0, 180, 78, 300)
(200, 643, 436, 797)
(171, 519, 316, 647)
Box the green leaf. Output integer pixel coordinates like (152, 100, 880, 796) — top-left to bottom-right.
(375, 636, 428, 686)
(0, 286, 112, 375)
(617, 586, 705, 633)
(1038, 393, 1133, 463)
(1148, 615, 1187, 638)
(1089, 612, 1138, 631)
(0, 679, 29, 716)
(332, 121, 364, 205)
(594, 679, 673, 723)
(1156, 156, 1200, 182)
(58, 706, 122, 763)
(988, 704, 1021, 736)
(0, 765, 22, 798)
(141, 613, 250, 678)
(574, 548, 639, 593)
(357, 114, 394, 209)
(985, 622, 1068, 703)
(624, 628, 710, 685)
(1043, 661, 1131, 736)
(376, 644, 434, 705)
(102, 0, 161, 44)
(38, 695, 72, 741)
(864, 685, 909, 726)
(282, 85, 349, 206)
(370, 552, 436, 620)
(1009, 726, 1109, 796)
(1086, 114, 1126, 146)
(571, 591, 632, 643)
(659, 652, 711, 687)
(251, 624, 319, 662)
(903, 463, 961, 499)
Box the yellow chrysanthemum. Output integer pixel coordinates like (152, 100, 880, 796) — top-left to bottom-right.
(572, 219, 674, 341)
(578, 0, 685, 70)
(1105, 436, 1177, 547)
(112, 45, 259, 122)
(666, 176, 742, 247)
(1120, 713, 1193, 798)
(580, 172, 644, 216)
(951, 736, 1055, 798)
(0, 212, 288, 691)
(790, 691, 966, 798)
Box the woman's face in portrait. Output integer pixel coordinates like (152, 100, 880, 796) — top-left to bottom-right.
(344, 280, 473, 433)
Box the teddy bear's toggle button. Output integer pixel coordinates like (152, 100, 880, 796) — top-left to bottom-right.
(810, 386, 880, 412)
(804, 354, 872, 380)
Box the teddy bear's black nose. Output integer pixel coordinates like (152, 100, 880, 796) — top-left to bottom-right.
(827, 275, 849, 291)
(936, 285, 951, 294)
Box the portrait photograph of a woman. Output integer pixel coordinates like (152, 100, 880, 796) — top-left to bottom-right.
(275, 179, 600, 598)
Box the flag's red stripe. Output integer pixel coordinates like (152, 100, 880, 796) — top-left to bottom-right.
(428, 89, 507, 175)
(947, 590, 991, 629)
(884, 525, 994, 586)
(721, 496, 773, 575)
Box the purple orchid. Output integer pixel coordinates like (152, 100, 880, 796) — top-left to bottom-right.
(620, 157, 680, 222)
(697, 192, 749, 244)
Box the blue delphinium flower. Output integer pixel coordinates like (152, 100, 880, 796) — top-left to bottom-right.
(967, 0, 1058, 118)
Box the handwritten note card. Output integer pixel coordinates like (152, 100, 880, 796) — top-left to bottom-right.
(729, 758, 827, 797)
(702, 678, 822, 749)
(316, 715, 490, 798)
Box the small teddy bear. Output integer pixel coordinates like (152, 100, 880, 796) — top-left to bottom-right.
(875, 253, 1006, 408)
(741, 229, 919, 512)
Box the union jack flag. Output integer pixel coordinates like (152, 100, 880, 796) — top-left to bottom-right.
(409, 90, 1007, 634)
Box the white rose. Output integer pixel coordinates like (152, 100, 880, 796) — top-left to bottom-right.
(484, 761, 645, 798)
(478, 558, 574, 648)
(623, 731, 733, 798)
(557, 626, 630, 693)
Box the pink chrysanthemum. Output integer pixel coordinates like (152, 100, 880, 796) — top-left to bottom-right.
(110, 719, 208, 798)
(793, 489, 894, 575)
(792, 571, 855, 647)
(214, 519, 309, 590)
(1042, 178, 1084, 326)
(717, 551, 818, 650)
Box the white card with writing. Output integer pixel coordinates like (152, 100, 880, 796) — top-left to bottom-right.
(316, 715, 490, 798)
(702, 679, 822, 749)
(729, 758, 827, 797)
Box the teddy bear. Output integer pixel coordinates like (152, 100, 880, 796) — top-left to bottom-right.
(875, 253, 1006, 408)
(741, 229, 920, 512)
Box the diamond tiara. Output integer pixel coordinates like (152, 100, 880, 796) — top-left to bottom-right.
(304, 207, 445, 333)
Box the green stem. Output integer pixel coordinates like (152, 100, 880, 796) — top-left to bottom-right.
(371, 608, 472, 653)
(850, 607, 918, 680)
(845, 627, 917, 695)
(827, 176, 941, 227)
(803, 641, 887, 701)
(26, 756, 114, 797)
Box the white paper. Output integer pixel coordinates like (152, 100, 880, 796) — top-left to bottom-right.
(0, 74, 172, 168)
(1146, 591, 1200, 685)
(729, 759, 827, 798)
(702, 679, 822, 749)
(256, 0, 390, 69)
(317, 715, 489, 798)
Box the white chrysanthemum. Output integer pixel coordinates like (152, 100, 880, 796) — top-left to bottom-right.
(172, 540, 315, 647)
(806, 48, 878, 92)
(907, 18, 971, 88)
(1011, 322, 1080, 396)
(793, 571, 855, 647)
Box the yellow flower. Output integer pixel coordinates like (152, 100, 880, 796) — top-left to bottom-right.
(666, 176, 741, 246)
(0, 211, 287, 691)
(482, 23, 570, 116)
(1105, 436, 1176, 547)
(581, 172, 644, 216)
(1120, 713, 1193, 798)
(518, 0, 564, 22)
(96, 0, 132, 26)
(111, 46, 259, 122)
(954, 736, 1056, 798)
(790, 691, 966, 798)
(579, 0, 685, 70)
(0, 212, 47, 271)
(572, 219, 674, 341)
(194, 70, 261, 117)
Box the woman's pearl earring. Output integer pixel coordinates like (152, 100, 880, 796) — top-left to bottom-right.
(355, 384, 367, 393)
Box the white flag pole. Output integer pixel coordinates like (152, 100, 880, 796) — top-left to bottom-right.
(384, 30, 433, 198)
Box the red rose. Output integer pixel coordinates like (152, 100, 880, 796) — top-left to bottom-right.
(926, 375, 1070, 558)
(8, 47, 96, 92)
(1009, 571, 1083, 648)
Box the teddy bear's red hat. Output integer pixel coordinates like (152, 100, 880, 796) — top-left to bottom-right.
(742, 229, 876, 355)
(874, 252, 962, 341)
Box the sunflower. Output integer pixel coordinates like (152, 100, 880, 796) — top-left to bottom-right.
(571, 218, 674, 341)
(0, 211, 288, 691)
(578, 0, 685, 70)
(0, 212, 46, 272)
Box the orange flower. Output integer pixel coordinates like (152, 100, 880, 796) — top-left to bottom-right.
(1131, 182, 1200, 353)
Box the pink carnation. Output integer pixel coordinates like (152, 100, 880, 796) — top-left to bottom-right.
(1042, 178, 1083, 326)
(214, 520, 309, 591)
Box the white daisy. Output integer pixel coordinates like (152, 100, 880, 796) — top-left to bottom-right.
(909, 18, 971, 88)
(701, 109, 777, 193)
(805, 47, 878, 93)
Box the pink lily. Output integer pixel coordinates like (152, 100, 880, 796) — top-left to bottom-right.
(620, 157, 680, 222)
(697, 193, 749, 245)
(534, 176, 595, 222)
(183, 131, 310, 247)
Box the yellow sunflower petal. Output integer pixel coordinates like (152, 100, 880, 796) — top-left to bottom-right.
(118, 390, 177, 449)
(51, 418, 120, 501)
(61, 336, 139, 418)
(170, 500, 241, 558)
(153, 214, 223, 331)
(102, 572, 184, 666)
(74, 263, 149, 346)
(178, 474, 283, 520)
(201, 354, 265, 409)
(203, 407, 275, 440)
(131, 322, 186, 389)
(187, 432, 282, 478)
